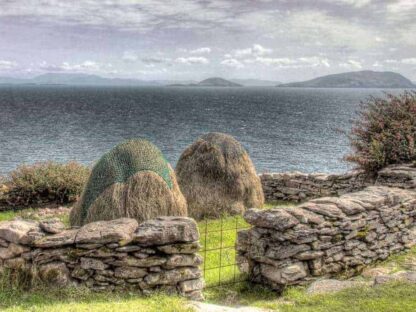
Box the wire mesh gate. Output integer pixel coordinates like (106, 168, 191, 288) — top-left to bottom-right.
(200, 216, 250, 288)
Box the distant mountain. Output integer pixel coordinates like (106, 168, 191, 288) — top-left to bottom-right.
(231, 79, 281, 87)
(278, 71, 415, 88)
(0, 73, 163, 86)
(198, 77, 242, 87)
(168, 77, 242, 87)
(0, 74, 243, 87)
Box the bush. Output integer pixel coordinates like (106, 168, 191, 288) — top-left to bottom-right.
(1, 161, 90, 207)
(346, 91, 416, 172)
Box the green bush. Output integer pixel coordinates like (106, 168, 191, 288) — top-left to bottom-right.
(346, 91, 416, 173)
(1, 161, 90, 207)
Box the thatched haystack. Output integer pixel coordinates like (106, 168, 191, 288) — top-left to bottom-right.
(70, 139, 187, 226)
(176, 132, 264, 219)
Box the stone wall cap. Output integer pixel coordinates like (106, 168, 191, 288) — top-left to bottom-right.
(244, 208, 299, 230)
(0, 220, 41, 244)
(133, 217, 199, 246)
(75, 218, 139, 245)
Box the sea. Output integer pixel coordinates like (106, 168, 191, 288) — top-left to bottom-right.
(0, 85, 398, 175)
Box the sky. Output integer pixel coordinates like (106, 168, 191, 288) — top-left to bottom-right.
(0, 0, 416, 82)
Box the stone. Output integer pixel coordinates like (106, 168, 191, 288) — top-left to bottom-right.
(110, 256, 166, 267)
(114, 266, 147, 279)
(133, 217, 199, 246)
(0, 220, 41, 244)
(157, 242, 201, 254)
(179, 278, 205, 292)
(164, 254, 203, 269)
(361, 267, 391, 278)
(244, 208, 299, 230)
(0, 243, 29, 260)
(145, 267, 201, 286)
(0, 238, 8, 247)
(374, 271, 416, 285)
(260, 262, 307, 284)
(34, 229, 78, 248)
(300, 203, 346, 219)
(265, 244, 310, 260)
(76, 218, 138, 245)
(295, 250, 324, 260)
(80, 257, 109, 270)
(39, 218, 66, 234)
(38, 262, 70, 286)
(311, 197, 365, 215)
(307, 279, 367, 294)
(286, 207, 325, 225)
(71, 266, 92, 281)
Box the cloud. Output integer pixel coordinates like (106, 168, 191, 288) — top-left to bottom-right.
(141, 57, 171, 64)
(325, 0, 372, 8)
(232, 44, 273, 58)
(339, 59, 363, 69)
(220, 58, 244, 69)
(175, 56, 209, 65)
(243, 56, 330, 68)
(0, 60, 17, 70)
(122, 51, 138, 62)
(189, 47, 212, 54)
(402, 58, 416, 65)
(39, 60, 114, 73)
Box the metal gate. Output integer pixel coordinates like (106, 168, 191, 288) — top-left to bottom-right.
(200, 216, 250, 288)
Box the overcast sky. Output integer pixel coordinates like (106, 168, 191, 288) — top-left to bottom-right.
(0, 0, 415, 82)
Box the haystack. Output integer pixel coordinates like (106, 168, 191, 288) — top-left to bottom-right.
(176, 132, 264, 219)
(70, 139, 187, 226)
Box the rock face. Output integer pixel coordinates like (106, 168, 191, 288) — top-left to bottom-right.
(260, 163, 416, 202)
(0, 217, 203, 299)
(237, 186, 416, 291)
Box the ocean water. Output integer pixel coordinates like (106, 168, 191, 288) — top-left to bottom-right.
(0, 85, 394, 175)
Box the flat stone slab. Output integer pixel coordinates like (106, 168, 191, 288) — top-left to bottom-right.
(75, 218, 138, 245)
(307, 279, 368, 295)
(0, 220, 41, 244)
(133, 217, 199, 246)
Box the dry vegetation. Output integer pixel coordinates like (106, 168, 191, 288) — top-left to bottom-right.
(176, 132, 264, 219)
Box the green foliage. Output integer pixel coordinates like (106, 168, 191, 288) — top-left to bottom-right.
(1, 161, 90, 207)
(78, 139, 172, 221)
(346, 91, 416, 172)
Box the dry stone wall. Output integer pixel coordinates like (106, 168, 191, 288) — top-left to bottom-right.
(237, 186, 416, 291)
(0, 216, 204, 300)
(260, 163, 416, 202)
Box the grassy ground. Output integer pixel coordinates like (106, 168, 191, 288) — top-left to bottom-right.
(1, 206, 416, 311)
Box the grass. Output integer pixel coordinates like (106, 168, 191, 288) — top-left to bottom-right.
(1, 206, 416, 311)
(205, 281, 416, 312)
(0, 286, 192, 312)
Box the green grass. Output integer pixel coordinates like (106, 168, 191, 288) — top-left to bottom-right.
(0, 286, 191, 312)
(205, 281, 416, 312)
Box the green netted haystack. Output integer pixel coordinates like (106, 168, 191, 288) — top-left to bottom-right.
(70, 139, 187, 226)
(176, 132, 264, 219)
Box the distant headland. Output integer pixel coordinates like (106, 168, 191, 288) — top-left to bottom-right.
(278, 70, 415, 88)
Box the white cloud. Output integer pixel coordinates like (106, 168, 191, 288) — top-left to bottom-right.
(122, 51, 138, 62)
(189, 47, 212, 54)
(327, 0, 372, 8)
(243, 56, 330, 68)
(175, 56, 209, 65)
(0, 60, 17, 70)
(39, 60, 114, 73)
(339, 59, 363, 69)
(402, 58, 416, 65)
(220, 58, 244, 69)
(232, 44, 273, 58)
